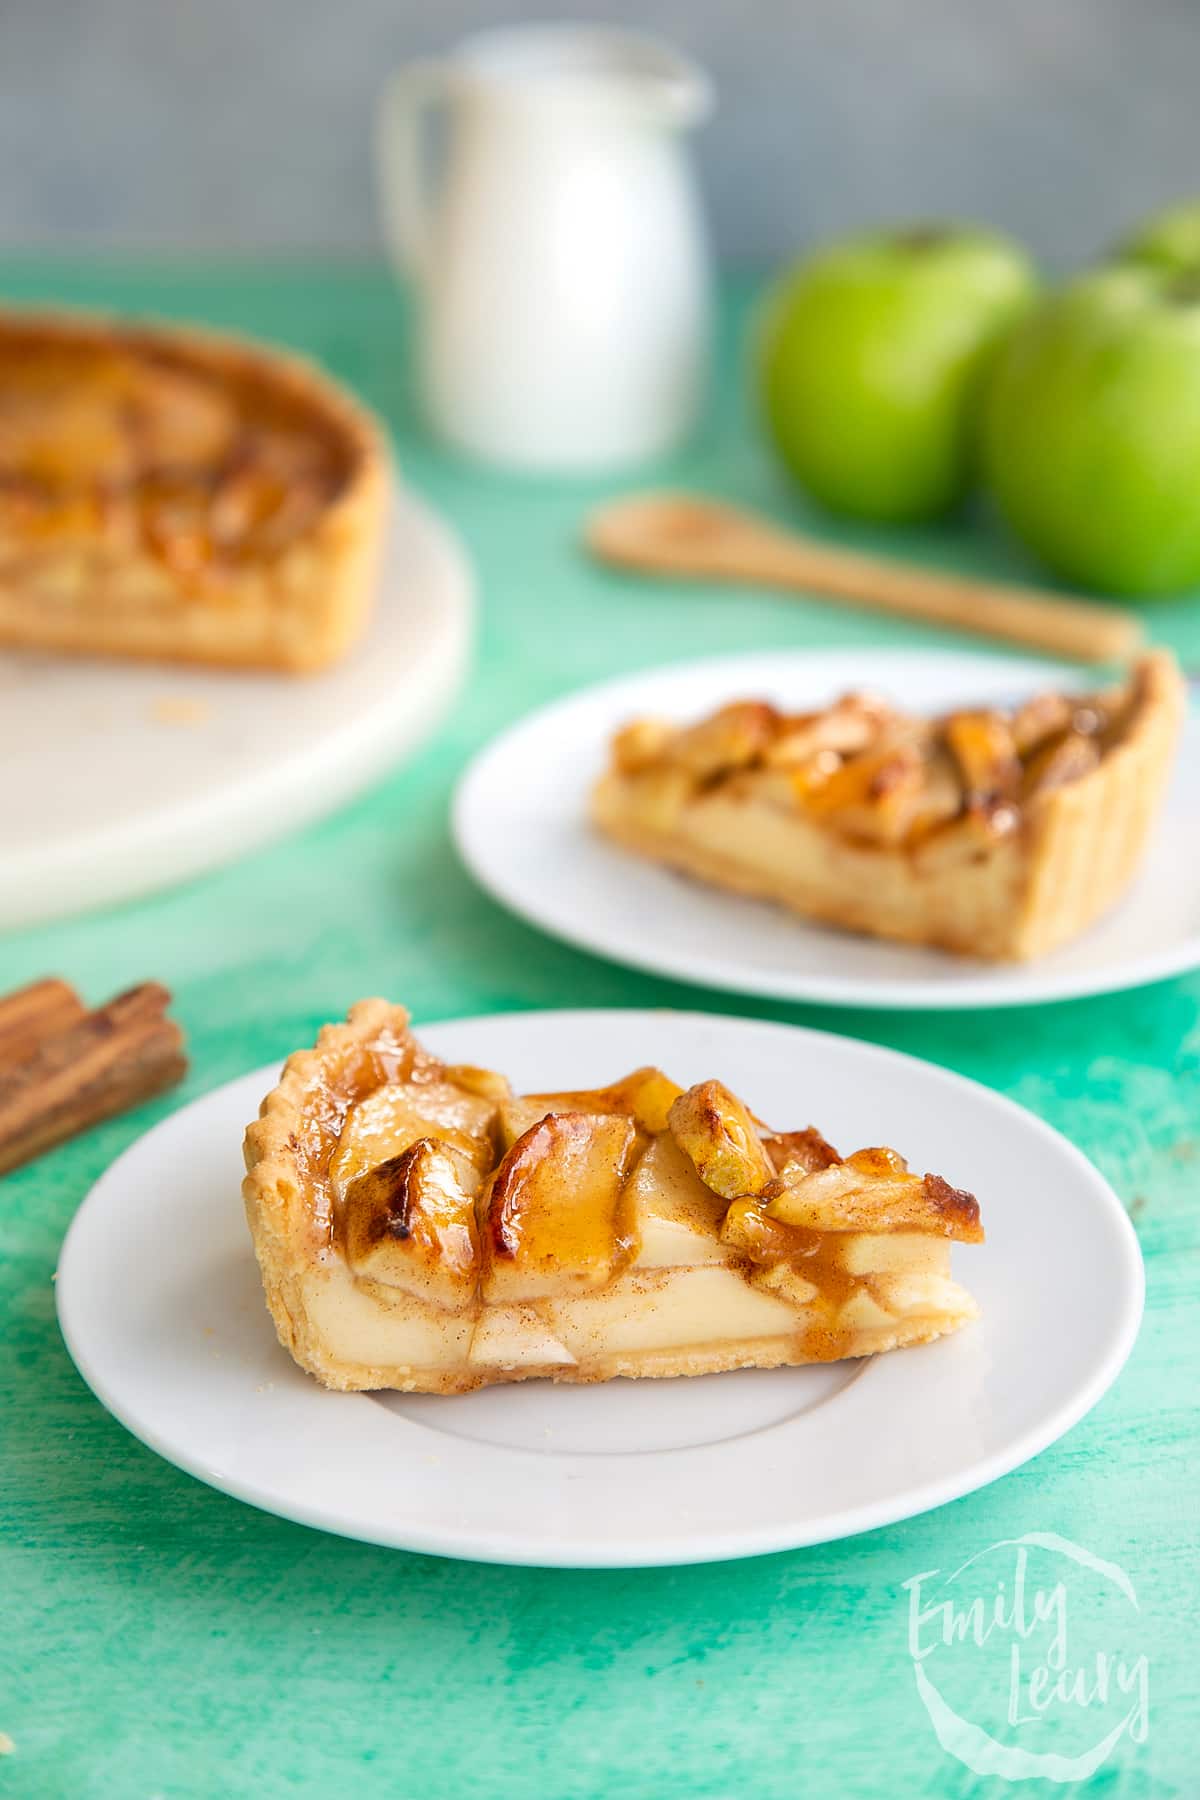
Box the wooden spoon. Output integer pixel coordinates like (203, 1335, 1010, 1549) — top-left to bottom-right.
(585, 492, 1144, 664)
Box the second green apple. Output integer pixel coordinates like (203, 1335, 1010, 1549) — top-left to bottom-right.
(982, 263, 1200, 596)
(757, 225, 1037, 523)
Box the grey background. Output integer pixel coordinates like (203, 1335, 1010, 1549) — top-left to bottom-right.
(0, 0, 1196, 263)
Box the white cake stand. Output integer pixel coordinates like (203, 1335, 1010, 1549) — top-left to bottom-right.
(0, 484, 472, 929)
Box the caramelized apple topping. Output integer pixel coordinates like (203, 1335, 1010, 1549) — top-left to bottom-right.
(442, 1063, 513, 1104)
(1011, 691, 1073, 756)
(721, 1196, 813, 1264)
(761, 1125, 841, 1178)
(605, 673, 1137, 849)
(0, 330, 352, 577)
(942, 710, 1021, 803)
(762, 693, 895, 767)
(1020, 730, 1101, 797)
(483, 1111, 639, 1301)
(670, 701, 781, 781)
(525, 1066, 685, 1136)
(612, 718, 675, 776)
(764, 1161, 982, 1240)
(668, 1080, 775, 1199)
(340, 1138, 481, 1311)
(304, 1017, 981, 1331)
(330, 1078, 502, 1193)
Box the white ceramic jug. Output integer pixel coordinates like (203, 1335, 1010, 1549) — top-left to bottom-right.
(377, 24, 713, 472)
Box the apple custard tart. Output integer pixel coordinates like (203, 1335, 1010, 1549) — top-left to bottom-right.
(592, 651, 1183, 961)
(243, 1000, 983, 1393)
(0, 308, 387, 673)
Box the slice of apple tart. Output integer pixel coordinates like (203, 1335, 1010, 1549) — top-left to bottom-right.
(592, 651, 1183, 960)
(243, 1001, 983, 1393)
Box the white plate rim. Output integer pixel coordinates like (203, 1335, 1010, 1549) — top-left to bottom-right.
(452, 647, 1198, 1010)
(55, 1007, 1145, 1568)
(1, 482, 473, 929)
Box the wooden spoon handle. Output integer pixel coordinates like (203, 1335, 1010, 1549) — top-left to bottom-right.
(587, 495, 1144, 663)
(748, 532, 1142, 661)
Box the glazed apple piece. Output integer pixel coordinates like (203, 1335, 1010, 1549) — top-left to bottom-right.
(1011, 690, 1073, 756)
(482, 1111, 639, 1302)
(942, 710, 1021, 802)
(339, 1138, 481, 1311)
(525, 1066, 685, 1135)
(442, 1063, 513, 1104)
(793, 739, 931, 844)
(760, 1124, 840, 1179)
(330, 1079, 503, 1191)
(497, 1067, 684, 1151)
(611, 717, 675, 775)
(763, 692, 895, 766)
(669, 700, 779, 779)
(720, 1196, 815, 1265)
(764, 1147, 983, 1239)
(497, 1095, 555, 1150)
(1020, 730, 1101, 797)
(668, 1080, 774, 1199)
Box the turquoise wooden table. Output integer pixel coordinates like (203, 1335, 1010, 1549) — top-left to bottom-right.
(1, 262, 1196, 1799)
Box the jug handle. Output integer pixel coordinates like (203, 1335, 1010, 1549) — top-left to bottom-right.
(376, 59, 447, 285)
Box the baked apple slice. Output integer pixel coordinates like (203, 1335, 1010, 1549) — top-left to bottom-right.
(482, 1111, 638, 1302)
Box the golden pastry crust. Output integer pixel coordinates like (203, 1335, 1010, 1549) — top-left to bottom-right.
(243, 1001, 983, 1394)
(243, 1000, 417, 1383)
(592, 651, 1184, 961)
(0, 307, 388, 673)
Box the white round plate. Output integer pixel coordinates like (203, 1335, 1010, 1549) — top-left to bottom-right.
(454, 648, 1198, 1009)
(56, 1008, 1142, 1567)
(0, 483, 472, 929)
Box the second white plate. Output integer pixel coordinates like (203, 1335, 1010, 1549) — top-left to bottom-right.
(453, 648, 1199, 1009)
(56, 1008, 1143, 1567)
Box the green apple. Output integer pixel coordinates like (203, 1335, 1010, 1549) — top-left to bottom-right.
(982, 264, 1200, 595)
(1116, 198, 1200, 275)
(755, 224, 1037, 523)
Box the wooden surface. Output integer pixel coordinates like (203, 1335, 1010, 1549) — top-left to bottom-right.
(0, 262, 1196, 1799)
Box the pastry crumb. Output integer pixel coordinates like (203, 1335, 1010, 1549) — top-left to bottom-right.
(0, 1733, 14, 1754)
(151, 696, 212, 728)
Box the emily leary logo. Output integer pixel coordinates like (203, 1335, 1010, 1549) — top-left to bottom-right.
(903, 1532, 1149, 1782)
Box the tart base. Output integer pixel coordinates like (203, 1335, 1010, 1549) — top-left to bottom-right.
(592, 651, 1184, 962)
(262, 1330, 965, 1398)
(255, 1273, 972, 1396)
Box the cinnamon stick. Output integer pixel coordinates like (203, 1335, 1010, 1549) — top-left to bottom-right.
(0, 978, 87, 1074)
(0, 982, 187, 1176)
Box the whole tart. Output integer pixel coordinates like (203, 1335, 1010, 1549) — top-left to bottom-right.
(592, 651, 1184, 961)
(243, 1000, 983, 1394)
(0, 308, 388, 673)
